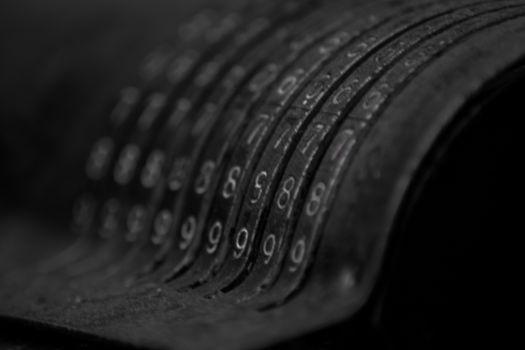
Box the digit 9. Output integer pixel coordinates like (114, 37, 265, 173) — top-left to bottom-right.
(289, 237, 306, 273)
(179, 216, 197, 250)
(262, 234, 277, 264)
(233, 228, 249, 259)
(206, 221, 222, 254)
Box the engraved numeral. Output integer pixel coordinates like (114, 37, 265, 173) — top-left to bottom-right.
(303, 80, 325, 105)
(346, 42, 369, 60)
(273, 125, 292, 150)
(86, 137, 114, 180)
(331, 129, 355, 162)
(141, 48, 171, 81)
(138, 93, 166, 130)
(141, 150, 165, 188)
(222, 166, 241, 199)
(168, 53, 195, 84)
(319, 31, 350, 54)
(195, 160, 215, 194)
(206, 14, 239, 42)
(277, 176, 296, 210)
(168, 157, 188, 191)
(332, 86, 353, 105)
(192, 104, 216, 135)
(196, 60, 219, 87)
(114, 144, 141, 185)
(100, 199, 120, 238)
(126, 205, 146, 242)
(306, 182, 326, 217)
(179, 216, 196, 250)
(249, 64, 278, 92)
(246, 114, 269, 146)
(289, 237, 306, 272)
(233, 227, 249, 259)
(110, 87, 140, 125)
(152, 210, 172, 245)
(168, 98, 192, 128)
(277, 69, 303, 96)
(206, 221, 222, 254)
(262, 234, 277, 264)
(363, 90, 384, 113)
(179, 11, 213, 40)
(250, 171, 268, 204)
(301, 123, 325, 157)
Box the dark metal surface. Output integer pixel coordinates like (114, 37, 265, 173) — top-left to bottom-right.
(1, 0, 524, 349)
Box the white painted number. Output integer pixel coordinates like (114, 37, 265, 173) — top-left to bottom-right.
(246, 114, 269, 146)
(126, 205, 146, 242)
(86, 137, 113, 180)
(100, 199, 120, 237)
(331, 129, 355, 161)
(233, 228, 249, 259)
(250, 171, 267, 204)
(152, 210, 172, 245)
(289, 238, 306, 272)
(110, 87, 139, 125)
(306, 182, 326, 216)
(141, 150, 165, 188)
(222, 166, 241, 199)
(301, 124, 325, 156)
(72, 196, 95, 229)
(262, 234, 277, 264)
(114, 144, 140, 185)
(195, 160, 215, 194)
(138, 93, 166, 130)
(277, 176, 296, 210)
(168, 157, 187, 191)
(179, 216, 197, 250)
(206, 221, 222, 254)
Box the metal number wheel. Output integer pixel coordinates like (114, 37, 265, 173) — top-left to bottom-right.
(0, 0, 524, 349)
